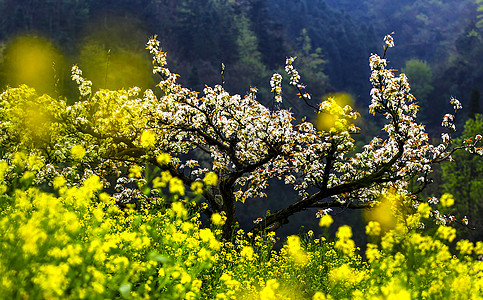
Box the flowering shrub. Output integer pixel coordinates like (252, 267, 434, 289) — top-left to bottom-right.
(0, 34, 482, 298)
(1, 153, 483, 298)
(0, 154, 218, 299)
(1, 34, 481, 240)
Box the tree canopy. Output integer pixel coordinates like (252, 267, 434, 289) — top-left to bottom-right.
(0, 34, 481, 240)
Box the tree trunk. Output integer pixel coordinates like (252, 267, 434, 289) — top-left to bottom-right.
(220, 178, 236, 241)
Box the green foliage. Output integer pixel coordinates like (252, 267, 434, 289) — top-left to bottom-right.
(226, 14, 269, 95)
(78, 17, 154, 91)
(326, 0, 473, 61)
(441, 114, 483, 240)
(477, 0, 483, 28)
(402, 59, 434, 123)
(294, 29, 330, 101)
(469, 88, 482, 119)
(268, 0, 375, 95)
(403, 59, 433, 101)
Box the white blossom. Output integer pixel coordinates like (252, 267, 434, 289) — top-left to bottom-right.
(384, 34, 395, 48)
(270, 73, 283, 103)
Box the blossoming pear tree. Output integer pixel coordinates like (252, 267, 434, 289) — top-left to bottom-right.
(0, 34, 481, 240)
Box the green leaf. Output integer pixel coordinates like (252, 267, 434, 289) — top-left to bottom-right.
(148, 252, 170, 263)
(119, 283, 132, 299)
(141, 186, 151, 196)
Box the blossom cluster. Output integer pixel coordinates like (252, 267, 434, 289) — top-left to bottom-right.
(270, 73, 283, 103)
(71, 65, 92, 97)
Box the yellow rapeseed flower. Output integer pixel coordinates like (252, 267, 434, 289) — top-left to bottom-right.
(240, 246, 254, 261)
(192, 279, 202, 292)
(199, 228, 219, 250)
(365, 243, 381, 263)
(180, 272, 191, 284)
(129, 165, 143, 178)
(211, 213, 226, 226)
(259, 279, 279, 300)
(0, 160, 8, 181)
(71, 144, 86, 160)
(191, 181, 204, 194)
(286, 235, 307, 264)
(19, 219, 47, 255)
(440, 193, 454, 207)
(171, 202, 187, 219)
(219, 273, 232, 282)
(336, 225, 353, 240)
(381, 279, 411, 300)
(20, 171, 35, 183)
(313, 292, 330, 300)
(199, 228, 213, 243)
(27, 154, 43, 171)
(436, 225, 457, 242)
(335, 225, 356, 254)
(329, 264, 356, 284)
(381, 231, 395, 250)
(52, 175, 66, 190)
(33, 263, 70, 298)
(153, 171, 172, 188)
(203, 172, 218, 186)
(417, 202, 431, 218)
(319, 215, 333, 228)
(83, 175, 103, 192)
(156, 152, 171, 165)
(365, 221, 381, 236)
(475, 241, 483, 256)
(13, 152, 27, 167)
(99, 192, 115, 205)
(140, 129, 156, 148)
(456, 239, 474, 255)
(169, 177, 185, 196)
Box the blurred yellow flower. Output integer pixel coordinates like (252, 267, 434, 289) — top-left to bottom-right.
(436, 225, 457, 242)
(240, 246, 254, 261)
(203, 172, 218, 186)
(286, 235, 307, 264)
(156, 152, 171, 165)
(336, 225, 352, 240)
(313, 291, 330, 300)
(440, 193, 454, 207)
(456, 239, 474, 255)
(53, 176, 66, 190)
(169, 177, 185, 196)
(140, 129, 156, 148)
(190, 181, 204, 194)
(335, 225, 356, 254)
(417, 202, 431, 218)
(211, 213, 225, 226)
(71, 144, 86, 160)
(129, 165, 143, 178)
(260, 279, 279, 300)
(365, 221, 381, 236)
(319, 214, 334, 228)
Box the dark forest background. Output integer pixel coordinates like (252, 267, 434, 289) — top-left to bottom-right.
(0, 0, 482, 244)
